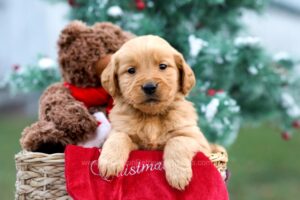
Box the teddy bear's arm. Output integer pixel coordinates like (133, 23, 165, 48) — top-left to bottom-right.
(39, 83, 98, 143)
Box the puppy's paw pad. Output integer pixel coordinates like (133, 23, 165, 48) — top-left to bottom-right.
(98, 157, 125, 178)
(165, 162, 192, 190)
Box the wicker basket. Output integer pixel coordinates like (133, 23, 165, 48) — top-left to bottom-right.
(15, 150, 228, 200)
(15, 151, 70, 200)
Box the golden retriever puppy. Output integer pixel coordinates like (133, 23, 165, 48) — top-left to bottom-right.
(99, 35, 211, 190)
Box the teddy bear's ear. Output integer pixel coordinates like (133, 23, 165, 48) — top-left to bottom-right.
(92, 22, 134, 53)
(96, 54, 112, 76)
(57, 20, 87, 49)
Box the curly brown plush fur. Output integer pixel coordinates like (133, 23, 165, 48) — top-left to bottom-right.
(20, 21, 132, 153)
(58, 21, 133, 87)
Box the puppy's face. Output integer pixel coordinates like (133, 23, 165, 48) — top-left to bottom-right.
(102, 35, 195, 114)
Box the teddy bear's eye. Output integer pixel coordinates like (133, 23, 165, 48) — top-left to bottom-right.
(127, 67, 136, 74)
(159, 63, 168, 70)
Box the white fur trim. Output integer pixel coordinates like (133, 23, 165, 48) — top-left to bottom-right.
(78, 112, 111, 148)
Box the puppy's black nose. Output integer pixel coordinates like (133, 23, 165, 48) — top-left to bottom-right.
(142, 82, 157, 95)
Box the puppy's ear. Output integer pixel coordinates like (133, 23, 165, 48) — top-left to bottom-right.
(101, 55, 120, 97)
(174, 52, 196, 95)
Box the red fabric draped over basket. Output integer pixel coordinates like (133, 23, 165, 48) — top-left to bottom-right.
(65, 145, 229, 200)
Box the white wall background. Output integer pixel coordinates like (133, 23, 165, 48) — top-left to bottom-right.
(243, 7, 300, 57)
(0, 0, 69, 80)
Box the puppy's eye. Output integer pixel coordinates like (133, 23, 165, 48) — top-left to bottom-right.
(127, 67, 136, 74)
(159, 63, 168, 70)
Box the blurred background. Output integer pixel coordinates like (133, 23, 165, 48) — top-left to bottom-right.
(0, 0, 300, 199)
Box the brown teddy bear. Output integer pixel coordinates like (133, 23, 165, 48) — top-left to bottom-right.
(20, 21, 133, 153)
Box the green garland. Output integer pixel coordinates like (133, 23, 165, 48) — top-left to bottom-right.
(1, 56, 60, 95)
(189, 84, 241, 146)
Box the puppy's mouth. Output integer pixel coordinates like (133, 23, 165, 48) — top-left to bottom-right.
(144, 97, 160, 104)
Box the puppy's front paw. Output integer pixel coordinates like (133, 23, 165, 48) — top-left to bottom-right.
(164, 159, 192, 190)
(98, 154, 126, 178)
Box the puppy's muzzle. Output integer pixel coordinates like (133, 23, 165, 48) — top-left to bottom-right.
(142, 82, 157, 95)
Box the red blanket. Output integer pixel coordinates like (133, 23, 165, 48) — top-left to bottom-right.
(65, 145, 229, 200)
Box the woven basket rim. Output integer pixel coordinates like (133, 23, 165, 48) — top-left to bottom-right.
(15, 149, 228, 166)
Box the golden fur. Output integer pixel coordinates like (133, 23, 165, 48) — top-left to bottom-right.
(99, 35, 212, 190)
